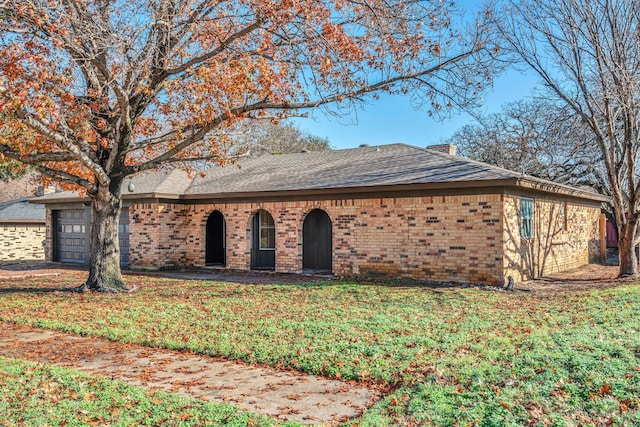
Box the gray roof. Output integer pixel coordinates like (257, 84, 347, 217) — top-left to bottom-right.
(0, 198, 46, 222)
(186, 143, 518, 195)
(31, 144, 610, 203)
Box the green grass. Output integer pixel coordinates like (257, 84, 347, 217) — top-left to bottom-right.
(0, 356, 291, 426)
(1, 272, 640, 425)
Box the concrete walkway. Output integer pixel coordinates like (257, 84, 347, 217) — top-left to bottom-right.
(0, 322, 379, 425)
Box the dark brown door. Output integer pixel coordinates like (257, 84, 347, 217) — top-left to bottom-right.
(251, 210, 275, 269)
(303, 209, 332, 272)
(206, 211, 226, 265)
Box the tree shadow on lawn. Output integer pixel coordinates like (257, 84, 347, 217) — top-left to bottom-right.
(339, 275, 465, 290)
(0, 286, 81, 294)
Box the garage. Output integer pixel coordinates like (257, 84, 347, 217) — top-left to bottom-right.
(53, 208, 130, 266)
(53, 209, 89, 264)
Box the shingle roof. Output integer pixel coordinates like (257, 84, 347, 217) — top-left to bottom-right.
(30, 143, 610, 203)
(185, 144, 520, 195)
(129, 169, 193, 195)
(0, 198, 45, 222)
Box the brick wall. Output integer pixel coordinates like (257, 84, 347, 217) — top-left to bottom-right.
(129, 194, 508, 284)
(0, 223, 46, 261)
(48, 189, 602, 284)
(128, 203, 191, 269)
(502, 192, 601, 281)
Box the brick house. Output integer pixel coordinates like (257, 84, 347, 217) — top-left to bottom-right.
(33, 144, 608, 285)
(0, 198, 46, 261)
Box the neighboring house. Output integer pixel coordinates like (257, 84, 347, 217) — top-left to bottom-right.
(0, 198, 46, 261)
(32, 144, 609, 285)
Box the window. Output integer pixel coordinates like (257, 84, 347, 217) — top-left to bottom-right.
(562, 201, 568, 231)
(259, 211, 275, 250)
(520, 198, 534, 239)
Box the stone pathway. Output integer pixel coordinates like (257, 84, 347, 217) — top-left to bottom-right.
(0, 322, 380, 425)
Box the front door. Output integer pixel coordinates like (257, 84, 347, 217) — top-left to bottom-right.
(303, 209, 332, 272)
(206, 211, 226, 265)
(251, 210, 275, 269)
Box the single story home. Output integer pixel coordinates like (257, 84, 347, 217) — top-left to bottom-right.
(32, 143, 609, 285)
(0, 198, 46, 261)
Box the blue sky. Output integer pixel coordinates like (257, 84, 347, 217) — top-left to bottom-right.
(294, 68, 540, 150)
(292, 0, 541, 150)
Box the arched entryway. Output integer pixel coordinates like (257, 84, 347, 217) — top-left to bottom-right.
(303, 209, 332, 272)
(205, 210, 226, 266)
(250, 210, 275, 270)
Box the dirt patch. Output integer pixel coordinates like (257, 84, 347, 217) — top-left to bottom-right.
(0, 322, 380, 425)
(517, 263, 634, 292)
(0, 262, 331, 285)
(2, 261, 633, 293)
(137, 268, 332, 285)
(0, 262, 82, 280)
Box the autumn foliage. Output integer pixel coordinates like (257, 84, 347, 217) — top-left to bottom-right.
(0, 0, 493, 291)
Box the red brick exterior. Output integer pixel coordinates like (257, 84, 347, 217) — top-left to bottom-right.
(42, 189, 602, 284)
(120, 190, 601, 285)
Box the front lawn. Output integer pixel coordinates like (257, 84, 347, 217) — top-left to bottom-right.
(1, 272, 639, 425)
(0, 356, 286, 426)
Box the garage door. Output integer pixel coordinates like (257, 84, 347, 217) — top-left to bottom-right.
(54, 210, 89, 264)
(54, 208, 130, 266)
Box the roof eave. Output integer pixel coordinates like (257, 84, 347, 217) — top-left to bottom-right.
(0, 219, 46, 224)
(31, 193, 183, 204)
(28, 178, 611, 205)
(182, 178, 610, 203)
(29, 197, 82, 204)
(181, 179, 519, 201)
(514, 177, 611, 203)
(122, 193, 182, 201)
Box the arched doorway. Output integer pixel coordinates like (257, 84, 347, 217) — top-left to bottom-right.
(250, 210, 275, 270)
(205, 211, 226, 266)
(303, 209, 332, 272)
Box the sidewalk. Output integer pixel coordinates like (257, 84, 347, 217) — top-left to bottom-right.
(0, 322, 380, 425)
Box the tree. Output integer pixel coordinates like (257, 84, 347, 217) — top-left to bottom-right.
(233, 121, 330, 156)
(0, 158, 29, 182)
(445, 98, 609, 194)
(498, 0, 640, 277)
(0, 0, 496, 292)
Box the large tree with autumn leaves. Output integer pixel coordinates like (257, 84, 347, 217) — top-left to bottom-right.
(0, 0, 495, 292)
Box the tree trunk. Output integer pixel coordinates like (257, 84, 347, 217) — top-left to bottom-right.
(77, 183, 129, 293)
(618, 220, 638, 277)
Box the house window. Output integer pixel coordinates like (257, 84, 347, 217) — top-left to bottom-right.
(521, 198, 534, 239)
(259, 211, 275, 250)
(562, 201, 568, 231)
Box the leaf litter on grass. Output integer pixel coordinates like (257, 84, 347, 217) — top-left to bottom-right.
(1, 269, 640, 425)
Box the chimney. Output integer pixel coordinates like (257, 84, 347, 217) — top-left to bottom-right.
(426, 144, 457, 156)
